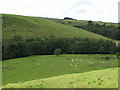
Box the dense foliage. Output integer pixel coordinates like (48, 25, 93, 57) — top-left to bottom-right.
(2, 35, 117, 60)
(73, 21, 120, 40)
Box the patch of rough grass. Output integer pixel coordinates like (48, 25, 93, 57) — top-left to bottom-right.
(3, 68, 118, 88)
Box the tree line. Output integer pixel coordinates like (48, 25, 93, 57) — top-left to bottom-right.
(73, 21, 120, 40)
(2, 35, 117, 60)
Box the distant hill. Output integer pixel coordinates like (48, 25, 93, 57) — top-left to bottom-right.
(45, 17, 118, 27)
(2, 14, 111, 40)
(45, 17, 120, 40)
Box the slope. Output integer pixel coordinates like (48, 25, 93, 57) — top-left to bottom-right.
(2, 14, 111, 40)
(3, 68, 118, 88)
(45, 18, 119, 40)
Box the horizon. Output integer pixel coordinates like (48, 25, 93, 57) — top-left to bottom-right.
(2, 13, 118, 23)
(1, 0, 119, 23)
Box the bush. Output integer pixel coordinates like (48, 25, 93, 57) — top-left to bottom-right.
(104, 56, 110, 60)
(54, 48, 61, 56)
(116, 52, 120, 59)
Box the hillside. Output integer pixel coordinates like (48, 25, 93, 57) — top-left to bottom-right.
(3, 68, 118, 88)
(45, 18, 118, 27)
(2, 14, 111, 40)
(45, 18, 119, 40)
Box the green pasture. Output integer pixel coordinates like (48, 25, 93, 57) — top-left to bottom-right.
(2, 54, 118, 85)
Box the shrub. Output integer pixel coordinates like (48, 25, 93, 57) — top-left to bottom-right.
(54, 48, 61, 56)
(104, 56, 110, 61)
(116, 52, 120, 59)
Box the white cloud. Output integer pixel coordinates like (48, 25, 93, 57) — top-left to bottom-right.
(64, 0, 119, 23)
(0, 0, 119, 22)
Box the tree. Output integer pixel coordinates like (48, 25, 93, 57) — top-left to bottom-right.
(64, 17, 74, 20)
(12, 35, 23, 41)
(117, 43, 120, 52)
(116, 52, 120, 59)
(69, 43, 80, 54)
(54, 48, 61, 56)
(88, 20, 93, 26)
(2, 36, 117, 60)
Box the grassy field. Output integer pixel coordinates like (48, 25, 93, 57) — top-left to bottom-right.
(3, 68, 118, 88)
(2, 54, 118, 86)
(2, 14, 111, 40)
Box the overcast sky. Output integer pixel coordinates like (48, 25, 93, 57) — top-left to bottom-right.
(0, 0, 119, 23)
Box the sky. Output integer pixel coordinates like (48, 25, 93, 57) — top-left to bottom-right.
(0, 0, 119, 23)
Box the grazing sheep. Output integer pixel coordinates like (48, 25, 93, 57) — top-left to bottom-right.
(37, 63, 39, 65)
(91, 63, 93, 64)
(76, 59, 78, 60)
(75, 65, 77, 67)
(72, 59, 74, 61)
(88, 62, 90, 63)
